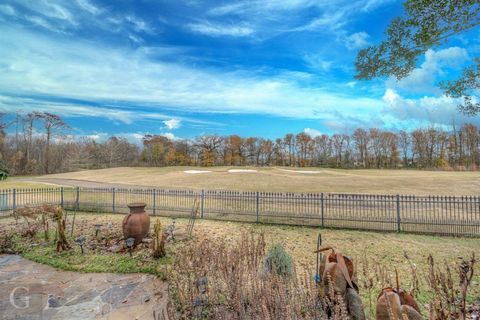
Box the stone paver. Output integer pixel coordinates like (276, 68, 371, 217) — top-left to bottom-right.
(0, 255, 168, 320)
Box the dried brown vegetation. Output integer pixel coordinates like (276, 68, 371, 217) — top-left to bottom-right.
(166, 232, 479, 320)
(13, 205, 71, 252)
(0, 213, 478, 319)
(166, 233, 328, 319)
(152, 218, 166, 259)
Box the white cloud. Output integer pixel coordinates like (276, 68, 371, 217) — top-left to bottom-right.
(186, 22, 254, 37)
(388, 47, 469, 94)
(163, 119, 181, 130)
(304, 128, 322, 137)
(344, 32, 369, 50)
(381, 88, 479, 128)
(2, 25, 474, 132)
(85, 133, 108, 141)
(0, 26, 385, 122)
(160, 132, 179, 140)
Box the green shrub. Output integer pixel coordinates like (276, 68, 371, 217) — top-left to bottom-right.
(262, 244, 293, 277)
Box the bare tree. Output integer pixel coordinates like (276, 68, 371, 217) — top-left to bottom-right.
(37, 113, 69, 174)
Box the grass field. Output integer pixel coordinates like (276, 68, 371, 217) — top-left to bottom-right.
(0, 176, 60, 189)
(36, 166, 480, 195)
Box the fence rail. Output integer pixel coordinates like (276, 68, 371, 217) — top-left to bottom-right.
(0, 187, 479, 237)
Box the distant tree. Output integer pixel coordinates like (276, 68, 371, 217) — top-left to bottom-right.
(195, 135, 223, 166)
(355, 0, 480, 115)
(0, 113, 7, 164)
(313, 134, 330, 166)
(295, 133, 313, 167)
(398, 130, 411, 167)
(258, 139, 273, 166)
(353, 128, 369, 168)
(143, 135, 172, 166)
(37, 113, 69, 174)
(331, 134, 347, 167)
(283, 134, 295, 166)
(0, 115, 8, 178)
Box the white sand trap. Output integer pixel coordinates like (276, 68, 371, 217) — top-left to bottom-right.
(228, 169, 258, 173)
(184, 170, 211, 174)
(279, 169, 322, 174)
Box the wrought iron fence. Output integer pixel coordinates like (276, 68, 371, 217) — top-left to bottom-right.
(1, 187, 479, 237)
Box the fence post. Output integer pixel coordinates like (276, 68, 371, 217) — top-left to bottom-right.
(320, 193, 324, 227)
(12, 189, 16, 212)
(153, 189, 156, 215)
(256, 192, 259, 223)
(201, 190, 205, 219)
(60, 187, 64, 208)
(112, 188, 116, 213)
(76, 187, 80, 211)
(396, 195, 401, 232)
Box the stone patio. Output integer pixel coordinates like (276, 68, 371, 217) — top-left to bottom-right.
(0, 255, 169, 319)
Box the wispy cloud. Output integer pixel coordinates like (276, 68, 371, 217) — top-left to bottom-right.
(0, 1, 473, 136)
(0, 26, 384, 122)
(0, 94, 219, 129)
(186, 22, 254, 37)
(0, 0, 154, 38)
(125, 15, 154, 34)
(206, 0, 392, 36)
(2, 24, 467, 131)
(75, 0, 101, 15)
(0, 4, 15, 16)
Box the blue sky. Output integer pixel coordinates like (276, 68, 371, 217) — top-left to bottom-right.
(0, 0, 479, 143)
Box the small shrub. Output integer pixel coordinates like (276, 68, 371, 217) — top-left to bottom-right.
(262, 243, 294, 277)
(0, 161, 9, 181)
(0, 232, 15, 253)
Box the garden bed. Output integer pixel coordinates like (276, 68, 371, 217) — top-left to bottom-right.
(1, 212, 479, 319)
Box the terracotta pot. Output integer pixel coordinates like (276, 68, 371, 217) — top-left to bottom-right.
(123, 203, 150, 245)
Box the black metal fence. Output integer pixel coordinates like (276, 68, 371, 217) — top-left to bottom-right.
(0, 187, 479, 237)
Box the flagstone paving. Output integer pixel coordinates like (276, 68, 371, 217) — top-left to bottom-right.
(0, 255, 168, 320)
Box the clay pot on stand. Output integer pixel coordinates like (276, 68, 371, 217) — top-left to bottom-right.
(123, 203, 150, 245)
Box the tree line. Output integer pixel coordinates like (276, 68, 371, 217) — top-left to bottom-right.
(0, 112, 479, 176)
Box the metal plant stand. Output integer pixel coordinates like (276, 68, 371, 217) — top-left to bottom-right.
(186, 197, 200, 237)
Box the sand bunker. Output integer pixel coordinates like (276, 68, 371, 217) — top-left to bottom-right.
(184, 170, 211, 174)
(279, 169, 322, 174)
(228, 169, 258, 173)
